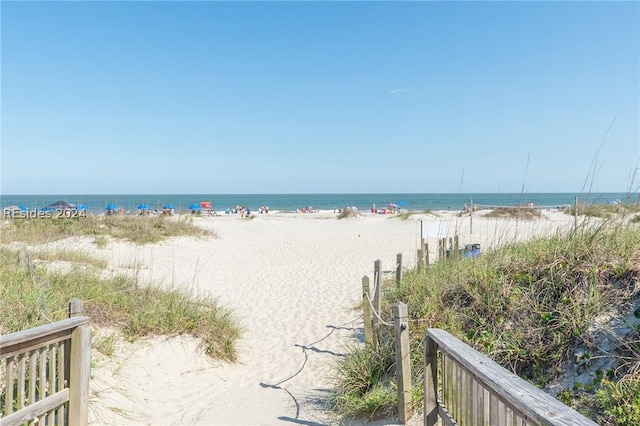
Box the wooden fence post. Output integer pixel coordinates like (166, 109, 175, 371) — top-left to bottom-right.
(362, 276, 373, 345)
(424, 243, 430, 266)
(67, 298, 90, 426)
(470, 197, 473, 235)
(69, 324, 91, 426)
(453, 235, 459, 257)
(69, 298, 83, 318)
(394, 302, 412, 424)
(396, 253, 403, 286)
(373, 260, 382, 333)
(574, 196, 579, 231)
(417, 249, 423, 272)
(424, 333, 438, 426)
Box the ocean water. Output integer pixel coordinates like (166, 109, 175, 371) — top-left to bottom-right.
(0, 193, 635, 214)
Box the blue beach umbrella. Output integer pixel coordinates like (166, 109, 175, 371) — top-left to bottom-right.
(189, 204, 201, 210)
(137, 204, 149, 210)
(163, 204, 176, 209)
(105, 204, 118, 210)
(76, 204, 88, 211)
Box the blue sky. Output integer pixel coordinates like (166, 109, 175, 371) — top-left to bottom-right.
(1, 1, 638, 195)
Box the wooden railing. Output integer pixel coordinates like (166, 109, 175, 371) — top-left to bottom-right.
(424, 328, 599, 426)
(1, 300, 91, 426)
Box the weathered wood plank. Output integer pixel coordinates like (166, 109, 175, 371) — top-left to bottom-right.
(394, 303, 412, 424)
(6, 357, 16, 415)
(29, 350, 38, 406)
(47, 346, 56, 426)
(490, 392, 499, 425)
(1, 332, 71, 362)
(17, 355, 26, 411)
(424, 336, 438, 426)
(68, 325, 90, 426)
(427, 328, 599, 426)
(362, 276, 373, 346)
(373, 260, 382, 332)
(471, 376, 479, 426)
(56, 341, 65, 426)
(0, 318, 89, 361)
(0, 389, 69, 426)
(0, 317, 88, 351)
(39, 348, 47, 426)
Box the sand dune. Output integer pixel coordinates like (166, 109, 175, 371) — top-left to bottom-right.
(85, 209, 576, 425)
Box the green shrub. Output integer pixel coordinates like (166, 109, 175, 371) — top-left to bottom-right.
(597, 376, 640, 426)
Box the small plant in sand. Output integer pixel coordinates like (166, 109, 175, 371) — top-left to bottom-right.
(337, 207, 359, 219)
(329, 342, 396, 420)
(93, 235, 109, 248)
(597, 371, 640, 426)
(395, 210, 433, 221)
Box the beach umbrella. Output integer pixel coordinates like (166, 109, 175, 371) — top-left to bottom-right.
(45, 200, 76, 210)
(137, 204, 150, 210)
(189, 204, 201, 210)
(105, 204, 119, 210)
(76, 204, 88, 211)
(163, 204, 176, 209)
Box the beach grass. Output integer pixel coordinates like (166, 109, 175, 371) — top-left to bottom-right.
(481, 206, 543, 220)
(567, 202, 640, 219)
(0, 248, 241, 361)
(331, 217, 640, 424)
(0, 214, 213, 245)
(395, 210, 434, 220)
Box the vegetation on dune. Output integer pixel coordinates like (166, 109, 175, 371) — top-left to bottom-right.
(567, 203, 640, 220)
(481, 206, 543, 220)
(395, 210, 434, 221)
(331, 216, 640, 425)
(0, 247, 241, 361)
(0, 214, 213, 245)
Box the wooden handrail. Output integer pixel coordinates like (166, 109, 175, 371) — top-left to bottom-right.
(1, 309, 90, 426)
(0, 316, 89, 360)
(424, 328, 599, 426)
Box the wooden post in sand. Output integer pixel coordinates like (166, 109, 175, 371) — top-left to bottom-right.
(362, 276, 373, 345)
(394, 302, 413, 424)
(396, 253, 403, 286)
(372, 260, 382, 333)
(424, 242, 430, 266)
(470, 197, 473, 235)
(453, 235, 459, 258)
(417, 248, 423, 272)
(68, 299, 90, 426)
(66, 299, 84, 395)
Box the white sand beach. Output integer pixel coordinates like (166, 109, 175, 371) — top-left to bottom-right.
(78, 209, 577, 426)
